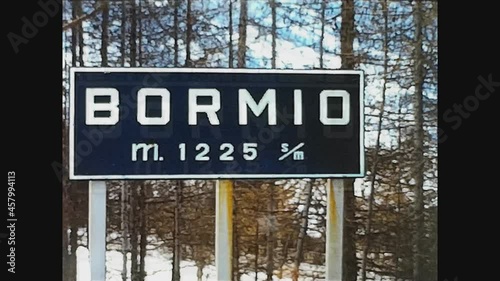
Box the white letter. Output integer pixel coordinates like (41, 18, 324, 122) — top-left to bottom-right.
(189, 89, 221, 125)
(242, 143, 258, 160)
(239, 89, 277, 125)
(131, 143, 154, 161)
(320, 90, 350, 125)
(294, 89, 302, 125)
(137, 88, 170, 125)
(86, 88, 119, 125)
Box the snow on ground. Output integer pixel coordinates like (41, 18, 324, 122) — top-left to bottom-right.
(76, 246, 332, 281)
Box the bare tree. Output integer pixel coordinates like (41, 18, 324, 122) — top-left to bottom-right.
(130, 183, 139, 281)
(270, 0, 277, 69)
(265, 183, 275, 281)
(340, 1, 358, 280)
(185, 0, 193, 67)
(172, 181, 182, 281)
(228, 0, 234, 68)
(237, 0, 247, 68)
(172, 0, 179, 66)
(130, 0, 137, 67)
(75, 0, 84, 66)
(139, 183, 147, 281)
(360, 2, 389, 280)
(412, 1, 426, 280)
(292, 182, 313, 281)
(254, 223, 259, 281)
(138, 0, 143, 66)
(100, 0, 109, 66)
(71, 2, 78, 66)
(65, 4, 83, 280)
(120, 0, 127, 66)
(121, 183, 129, 281)
(319, 0, 327, 69)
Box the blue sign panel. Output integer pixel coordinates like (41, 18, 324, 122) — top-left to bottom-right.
(69, 68, 364, 179)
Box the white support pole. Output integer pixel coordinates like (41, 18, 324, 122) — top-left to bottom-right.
(89, 181, 107, 281)
(216, 180, 233, 281)
(326, 179, 344, 281)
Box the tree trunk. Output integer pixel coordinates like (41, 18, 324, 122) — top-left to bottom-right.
(340, 0, 356, 69)
(120, 0, 127, 66)
(138, 0, 143, 66)
(412, 1, 425, 280)
(254, 223, 259, 281)
(340, 1, 358, 280)
(393, 67, 409, 279)
(130, 183, 139, 281)
(100, 0, 109, 66)
(62, 115, 69, 281)
(139, 183, 147, 281)
(360, 1, 389, 280)
(277, 233, 291, 279)
(75, 0, 84, 66)
(130, 0, 137, 67)
(265, 184, 275, 281)
(121, 182, 129, 281)
(71, 2, 78, 66)
(197, 261, 204, 281)
(67, 225, 78, 281)
(292, 182, 313, 281)
(172, 181, 182, 281)
(394, 95, 404, 281)
(185, 0, 193, 67)
(237, 0, 247, 68)
(343, 179, 357, 281)
(270, 0, 277, 69)
(62, 130, 69, 278)
(173, 0, 179, 66)
(228, 0, 234, 68)
(62, 218, 69, 281)
(66, 8, 79, 279)
(319, 0, 326, 68)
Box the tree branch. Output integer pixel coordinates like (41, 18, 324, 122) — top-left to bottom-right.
(63, 4, 103, 31)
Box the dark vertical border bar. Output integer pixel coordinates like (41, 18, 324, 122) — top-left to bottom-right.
(437, 2, 457, 280)
(3, 0, 62, 280)
(439, 1, 498, 281)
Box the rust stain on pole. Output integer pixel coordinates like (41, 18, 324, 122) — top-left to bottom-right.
(326, 179, 344, 281)
(328, 181, 338, 239)
(220, 180, 233, 242)
(216, 180, 233, 281)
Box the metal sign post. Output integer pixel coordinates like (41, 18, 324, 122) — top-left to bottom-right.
(326, 179, 344, 281)
(88, 181, 107, 281)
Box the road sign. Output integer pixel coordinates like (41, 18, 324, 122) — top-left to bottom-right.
(69, 68, 364, 179)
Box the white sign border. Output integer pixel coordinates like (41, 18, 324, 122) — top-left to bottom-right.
(69, 67, 365, 180)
